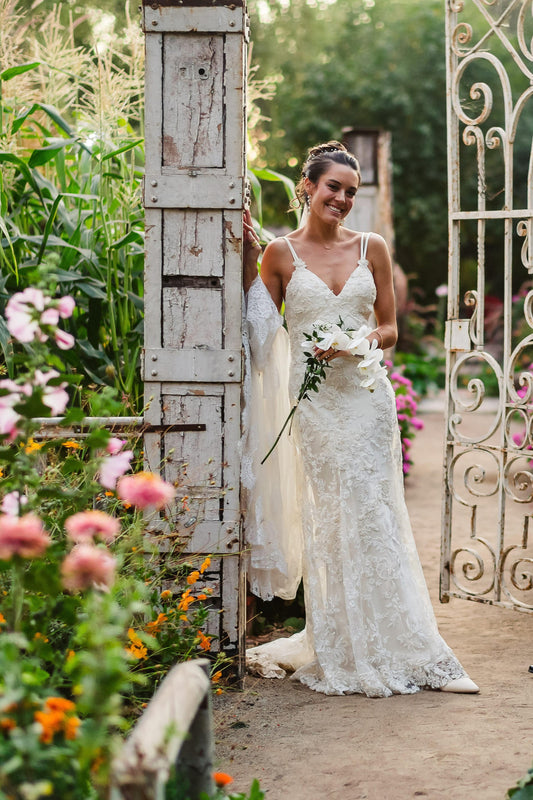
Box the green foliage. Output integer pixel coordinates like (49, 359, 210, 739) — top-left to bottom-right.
(507, 765, 533, 799)
(0, 0, 145, 411)
(393, 351, 445, 398)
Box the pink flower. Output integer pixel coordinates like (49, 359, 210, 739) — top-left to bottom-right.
(435, 284, 448, 297)
(40, 307, 60, 327)
(106, 437, 126, 455)
(0, 513, 51, 560)
(117, 472, 175, 510)
(1, 491, 28, 516)
(54, 329, 75, 350)
(6, 289, 46, 343)
(0, 405, 21, 439)
(412, 417, 424, 430)
(98, 450, 134, 490)
(57, 296, 75, 318)
(65, 510, 120, 544)
(61, 544, 116, 592)
(33, 370, 69, 415)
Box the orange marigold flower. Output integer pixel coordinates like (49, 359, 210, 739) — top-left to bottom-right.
(213, 772, 233, 787)
(199, 556, 211, 574)
(179, 614, 188, 621)
(197, 631, 211, 652)
(211, 671, 222, 683)
(0, 612, 6, 625)
(0, 717, 16, 731)
(34, 709, 64, 743)
(25, 438, 44, 454)
(215, 688, 223, 695)
(66, 650, 76, 662)
(64, 715, 81, 740)
(125, 628, 148, 660)
(186, 570, 200, 585)
(45, 697, 76, 713)
(160, 589, 172, 601)
(34, 632, 49, 642)
(145, 612, 168, 634)
(63, 440, 81, 449)
(197, 593, 208, 601)
(104, 491, 114, 497)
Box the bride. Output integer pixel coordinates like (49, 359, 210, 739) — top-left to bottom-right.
(242, 141, 478, 697)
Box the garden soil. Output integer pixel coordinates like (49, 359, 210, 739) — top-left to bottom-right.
(213, 410, 533, 800)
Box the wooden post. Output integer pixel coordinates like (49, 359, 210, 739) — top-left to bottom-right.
(142, 0, 248, 673)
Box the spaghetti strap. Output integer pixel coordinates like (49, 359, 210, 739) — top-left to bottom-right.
(283, 236, 302, 265)
(360, 231, 371, 261)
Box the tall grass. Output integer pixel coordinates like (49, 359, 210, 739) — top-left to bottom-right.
(0, 0, 145, 411)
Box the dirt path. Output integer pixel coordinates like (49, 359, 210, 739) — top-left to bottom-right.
(213, 412, 533, 800)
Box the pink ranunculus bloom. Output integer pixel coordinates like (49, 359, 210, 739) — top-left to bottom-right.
(65, 510, 120, 544)
(106, 437, 126, 455)
(98, 450, 134, 490)
(117, 472, 176, 510)
(1, 491, 28, 516)
(57, 296, 75, 318)
(0, 513, 51, 560)
(61, 544, 116, 592)
(54, 329, 75, 350)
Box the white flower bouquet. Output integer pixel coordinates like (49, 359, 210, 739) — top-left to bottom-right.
(261, 318, 386, 463)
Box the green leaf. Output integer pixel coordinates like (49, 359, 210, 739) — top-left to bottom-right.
(101, 139, 144, 161)
(0, 61, 41, 81)
(28, 138, 78, 168)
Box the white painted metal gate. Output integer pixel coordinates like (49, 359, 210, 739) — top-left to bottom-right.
(442, 0, 533, 611)
(142, 0, 248, 667)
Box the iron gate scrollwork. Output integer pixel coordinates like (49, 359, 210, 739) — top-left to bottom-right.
(442, 0, 533, 611)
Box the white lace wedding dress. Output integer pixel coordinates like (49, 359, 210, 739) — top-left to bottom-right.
(242, 233, 467, 697)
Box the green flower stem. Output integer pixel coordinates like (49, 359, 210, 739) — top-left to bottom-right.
(11, 559, 24, 632)
(261, 362, 322, 464)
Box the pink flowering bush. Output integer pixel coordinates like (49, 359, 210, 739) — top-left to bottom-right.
(0, 280, 229, 799)
(387, 362, 424, 477)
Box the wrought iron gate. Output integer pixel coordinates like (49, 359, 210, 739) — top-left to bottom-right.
(442, 0, 533, 612)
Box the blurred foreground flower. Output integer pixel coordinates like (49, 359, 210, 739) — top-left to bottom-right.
(61, 544, 116, 592)
(0, 513, 51, 560)
(117, 472, 175, 510)
(5, 288, 75, 347)
(65, 510, 120, 544)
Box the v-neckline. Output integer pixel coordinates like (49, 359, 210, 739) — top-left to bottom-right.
(302, 258, 368, 298)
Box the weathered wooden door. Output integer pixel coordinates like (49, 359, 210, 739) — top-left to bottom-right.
(442, 0, 533, 612)
(142, 0, 248, 667)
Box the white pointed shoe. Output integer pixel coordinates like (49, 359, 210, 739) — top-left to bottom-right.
(440, 676, 479, 694)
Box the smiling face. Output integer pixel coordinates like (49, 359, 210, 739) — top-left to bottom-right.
(305, 162, 360, 225)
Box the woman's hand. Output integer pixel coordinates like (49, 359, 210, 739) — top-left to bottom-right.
(243, 209, 263, 293)
(314, 347, 353, 363)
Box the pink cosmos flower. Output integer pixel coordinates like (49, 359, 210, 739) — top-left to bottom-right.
(117, 472, 176, 510)
(98, 449, 134, 490)
(54, 329, 75, 350)
(0, 513, 51, 560)
(1, 491, 28, 516)
(61, 544, 116, 592)
(65, 510, 120, 544)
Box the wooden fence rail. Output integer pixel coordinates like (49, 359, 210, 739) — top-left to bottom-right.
(110, 659, 214, 800)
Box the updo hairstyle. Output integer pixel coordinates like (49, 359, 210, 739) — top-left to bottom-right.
(293, 141, 361, 209)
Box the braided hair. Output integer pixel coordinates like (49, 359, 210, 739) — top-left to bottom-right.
(294, 141, 361, 209)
